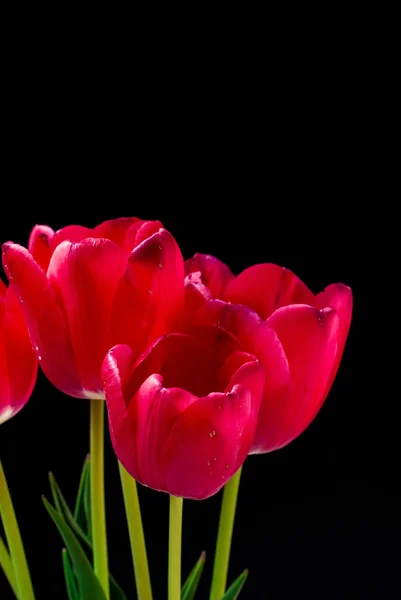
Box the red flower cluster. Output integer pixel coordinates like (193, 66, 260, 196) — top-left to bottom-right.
(2, 218, 352, 499)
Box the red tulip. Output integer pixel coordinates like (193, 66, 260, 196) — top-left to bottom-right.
(0, 279, 37, 424)
(102, 324, 265, 499)
(184, 255, 352, 452)
(2, 218, 184, 399)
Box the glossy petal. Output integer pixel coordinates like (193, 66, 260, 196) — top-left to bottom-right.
(48, 238, 127, 396)
(314, 283, 353, 414)
(103, 344, 196, 491)
(28, 225, 55, 272)
(92, 217, 143, 250)
(109, 229, 184, 361)
(2, 286, 38, 415)
(124, 331, 241, 402)
(224, 264, 315, 320)
(2, 243, 82, 397)
(103, 333, 264, 499)
(162, 359, 265, 499)
(124, 220, 164, 253)
(190, 300, 291, 454)
(185, 254, 234, 298)
(263, 304, 340, 451)
(50, 225, 93, 253)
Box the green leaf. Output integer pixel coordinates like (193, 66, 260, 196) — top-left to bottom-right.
(62, 548, 80, 600)
(49, 472, 90, 547)
(181, 552, 206, 600)
(221, 570, 249, 600)
(83, 459, 91, 540)
(47, 471, 127, 600)
(74, 455, 91, 537)
(43, 496, 106, 600)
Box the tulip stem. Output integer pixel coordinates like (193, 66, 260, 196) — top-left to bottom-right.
(90, 399, 109, 599)
(118, 462, 153, 600)
(0, 460, 35, 600)
(168, 495, 183, 600)
(209, 466, 242, 600)
(0, 534, 18, 597)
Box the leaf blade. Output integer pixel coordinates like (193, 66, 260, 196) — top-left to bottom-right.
(221, 570, 249, 600)
(43, 496, 107, 600)
(74, 455, 91, 535)
(181, 551, 206, 600)
(62, 548, 80, 600)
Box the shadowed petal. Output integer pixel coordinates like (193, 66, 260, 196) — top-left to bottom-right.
(110, 229, 184, 361)
(185, 254, 234, 298)
(28, 225, 55, 272)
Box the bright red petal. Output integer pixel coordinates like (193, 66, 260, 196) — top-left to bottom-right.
(28, 225, 55, 272)
(103, 344, 196, 492)
(109, 229, 184, 361)
(124, 220, 164, 253)
(2, 243, 82, 397)
(124, 331, 240, 402)
(2, 286, 38, 416)
(92, 217, 143, 250)
(224, 264, 315, 320)
(190, 300, 291, 454)
(264, 304, 340, 450)
(102, 345, 140, 479)
(50, 225, 93, 254)
(315, 283, 352, 411)
(47, 238, 127, 395)
(162, 359, 264, 499)
(0, 298, 11, 416)
(185, 254, 234, 298)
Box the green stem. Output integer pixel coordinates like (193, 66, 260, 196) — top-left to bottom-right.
(0, 535, 18, 597)
(209, 467, 242, 600)
(90, 399, 109, 599)
(118, 462, 152, 600)
(168, 495, 183, 600)
(0, 460, 35, 600)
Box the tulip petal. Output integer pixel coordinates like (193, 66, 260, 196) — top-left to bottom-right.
(189, 300, 291, 454)
(2, 286, 37, 414)
(184, 272, 213, 318)
(162, 359, 265, 499)
(51, 225, 93, 252)
(124, 220, 164, 252)
(224, 264, 315, 320)
(185, 254, 234, 298)
(2, 243, 82, 397)
(315, 283, 352, 414)
(124, 332, 240, 402)
(265, 304, 339, 450)
(110, 229, 184, 361)
(102, 344, 139, 478)
(103, 344, 196, 492)
(0, 300, 11, 412)
(48, 238, 127, 395)
(28, 225, 55, 272)
(92, 217, 143, 250)
(315, 283, 352, 365)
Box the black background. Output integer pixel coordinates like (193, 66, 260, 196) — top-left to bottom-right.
(0, 101, 389, 599)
